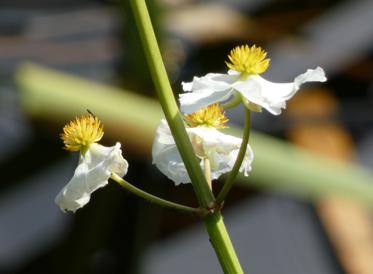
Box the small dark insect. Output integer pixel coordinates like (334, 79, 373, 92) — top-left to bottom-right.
(87, 109, 96, 117)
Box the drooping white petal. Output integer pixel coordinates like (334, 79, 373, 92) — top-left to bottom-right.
(55, 142, 128, 212)
(180, 73, 239, 114)
(234, 67, 326, 115)
(152, 120, 253, 185)
(152, 120, 190, 185)
(189, 127, 254, 180)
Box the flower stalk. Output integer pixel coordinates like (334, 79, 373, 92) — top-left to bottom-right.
(217, 108, 251, 204)
(129, 0, 214, 209)
(129, 0, 244, 272)
(111, 173, 207, 216)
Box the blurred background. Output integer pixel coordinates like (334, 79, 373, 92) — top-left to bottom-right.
(1, 0, 373, 273)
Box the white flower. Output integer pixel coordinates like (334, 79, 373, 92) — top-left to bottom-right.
(55, 114, 128, 212)
(180, 45, 327, 115)
(55, 143, 128, 212)
(152, 119, 253, 185)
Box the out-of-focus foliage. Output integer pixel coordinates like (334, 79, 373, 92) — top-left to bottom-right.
(17, 63, 373, 207)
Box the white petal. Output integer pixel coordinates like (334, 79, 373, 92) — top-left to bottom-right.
(294, 66, 327, 88)
(180, 73, 239, 114)
(152, 120, 190, 185)
(227, 70, 240, 75)
(55, 142, 128, 212)
(234, 67, 327, 115)
(152, 121, 254, 184)
(189, 127, 254, 180)
(182, 73, 238, 92)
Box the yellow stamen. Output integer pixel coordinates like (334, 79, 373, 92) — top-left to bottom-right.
(225, 44, 270, 75)
(60, 114, 104, 151)
(185, 104, 229, 129)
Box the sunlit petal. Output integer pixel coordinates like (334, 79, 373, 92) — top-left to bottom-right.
(55, 142, 128, 212)
(152, 120, 253, 184)
(234, 67, 327, 114)
(180, 73, 239, 114)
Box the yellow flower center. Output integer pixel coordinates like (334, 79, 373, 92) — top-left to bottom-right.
(60, 114, 104, 152)
(185, 104, 229, 129)
(225, 45, 270, 75)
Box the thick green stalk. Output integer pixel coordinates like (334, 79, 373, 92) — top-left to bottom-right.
(205, 213, 243, 273)
(111, 173, 207, 216)
(217, 108, 251, 204)
(129, 0, 244, 272)
(129, 0, 214, 208)
(203, 154, 244, 274)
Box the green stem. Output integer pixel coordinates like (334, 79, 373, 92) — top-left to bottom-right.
(129, 0, 244, 272)
(111, 173, 207, 216)
(205, 213, 244, 273)
(217, 108, 251, 204)
(129, 0, 214, 209)
(203, 157, 244, 274)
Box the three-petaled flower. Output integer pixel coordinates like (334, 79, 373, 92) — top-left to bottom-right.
(152, 104, 253, 185)
(180, 45, 327, 115)
(55, 115, 128, 212)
